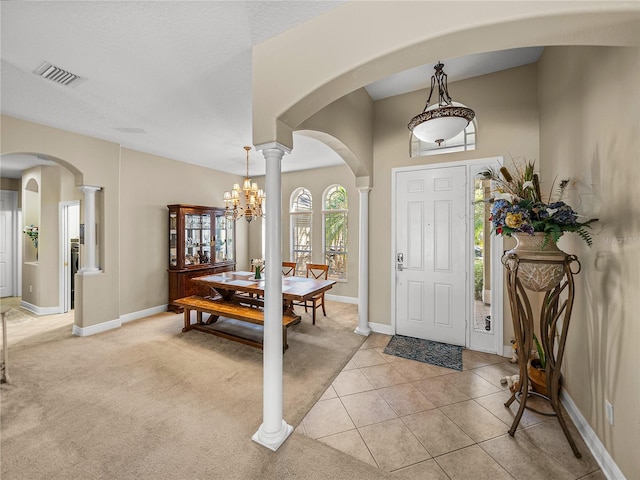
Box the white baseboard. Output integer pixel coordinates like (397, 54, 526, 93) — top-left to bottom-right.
(503, 344, 514, 358)
(561, 390, 626, 480)
(325, 294, 358, 304)
(72, 318, 121, 337)
(19, 301, 61, 315)
(72, 304, 169, 336)
(120, 304, 168, 324)
(369, 322, 394, 336)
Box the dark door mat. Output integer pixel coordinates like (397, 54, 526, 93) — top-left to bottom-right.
(384, 335, 463, 371)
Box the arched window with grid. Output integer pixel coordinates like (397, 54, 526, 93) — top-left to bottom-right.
(290, 187, 312, 275)
(323, 185, 348, 280)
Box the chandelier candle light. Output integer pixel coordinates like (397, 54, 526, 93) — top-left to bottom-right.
(224, 146, 265, 223)
(408, 62, 475, 145)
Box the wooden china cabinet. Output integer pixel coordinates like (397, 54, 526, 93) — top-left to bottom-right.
(167, 204, 235, 312)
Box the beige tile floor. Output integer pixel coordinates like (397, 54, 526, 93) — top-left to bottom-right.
(298, 333, 603, 480)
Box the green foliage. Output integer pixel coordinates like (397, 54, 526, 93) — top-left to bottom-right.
(533, 334, 546, 370)
(474, 259, 483, 301)
(324, 186, 348, 279)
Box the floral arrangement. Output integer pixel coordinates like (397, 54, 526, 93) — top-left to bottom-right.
(23, 224, 39, 249)
(478, 160, 598, 246)
(251, 258, 265, 278)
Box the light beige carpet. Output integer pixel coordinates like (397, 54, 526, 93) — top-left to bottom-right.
(1, 301, 393, 479)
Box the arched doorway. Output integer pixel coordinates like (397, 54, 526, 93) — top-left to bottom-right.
(1, 152, 83, 326)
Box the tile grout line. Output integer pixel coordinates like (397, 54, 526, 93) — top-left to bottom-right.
(315, 338, 599, 478)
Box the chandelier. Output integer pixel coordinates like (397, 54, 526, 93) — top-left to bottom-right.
(223, 146, 265, 223)
(407, 62, 475, 146)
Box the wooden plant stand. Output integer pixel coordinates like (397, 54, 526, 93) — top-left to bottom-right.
(502, 252, 582, 458)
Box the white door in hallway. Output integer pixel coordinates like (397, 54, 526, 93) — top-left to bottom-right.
(395, 166, 467, 346)
(0, 190, 17, 298)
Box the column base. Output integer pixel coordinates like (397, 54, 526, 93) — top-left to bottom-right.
(252, 420, 293, 451)
(78, 267, 102, 275)
(354, 325, 372, 336)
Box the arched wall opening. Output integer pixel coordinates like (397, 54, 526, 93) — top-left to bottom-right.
(253, 2, 639, 180)
(1, 115, 122, 331)
(2, 152, 86, 320)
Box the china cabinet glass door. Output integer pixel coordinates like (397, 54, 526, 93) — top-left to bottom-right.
(184, 213, 214, 266)
(215, 214, 235, 263)
(169, 211, 178, 267)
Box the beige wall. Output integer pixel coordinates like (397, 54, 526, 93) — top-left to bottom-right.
(39, 165, 62, 308)
(1, 177, 22, 208)
(119, 148, 247, 315)
(298, 88, 374, 180)
(538, 46, 640, 480)
(1, 115, 248, 326)
(249, 164, 359, 299)
(2, 115, 121, 328)
(371, 64, 540, 343)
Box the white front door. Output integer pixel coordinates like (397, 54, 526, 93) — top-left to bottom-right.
(395, 165, 467, 346)
(0, 190, 17, 298)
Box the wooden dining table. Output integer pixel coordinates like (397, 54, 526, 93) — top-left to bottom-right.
(176, 270, 336, 350)
(190, 270, 336, 316)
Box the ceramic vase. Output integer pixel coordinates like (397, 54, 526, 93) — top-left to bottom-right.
(508, 232, 566, 292)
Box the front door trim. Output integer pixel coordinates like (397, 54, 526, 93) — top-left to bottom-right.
(391, 156, 504, 354)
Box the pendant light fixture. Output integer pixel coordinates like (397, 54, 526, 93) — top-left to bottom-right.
(223, 146, 265, 223)
(408, 62, 475, 145)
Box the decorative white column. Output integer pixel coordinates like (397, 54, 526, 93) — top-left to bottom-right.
(354, 185, 372, 336)
(252, 143, 292, 451)
(79, 185, 101, 274)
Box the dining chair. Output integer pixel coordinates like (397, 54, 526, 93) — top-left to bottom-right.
(282, 261, 296, 277)
(304, 263, 329, 325)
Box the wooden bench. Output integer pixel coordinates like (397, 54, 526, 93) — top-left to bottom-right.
(173, 295, 301, 351)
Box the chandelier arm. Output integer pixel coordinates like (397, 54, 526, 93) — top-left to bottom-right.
(422, 74, 437, 112)
(440, 72, 452, 105)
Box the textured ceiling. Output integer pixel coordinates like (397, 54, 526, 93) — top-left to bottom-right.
(1, 1, 541, 179)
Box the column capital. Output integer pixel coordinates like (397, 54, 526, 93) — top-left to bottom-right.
(254, 141, 292, 156)
(355, 175, 372, 190)
(79, 185, 102, 193)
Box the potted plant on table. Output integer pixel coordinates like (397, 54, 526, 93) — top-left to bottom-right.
(23, 224, 39, 260)
(251, 258, 264, 280)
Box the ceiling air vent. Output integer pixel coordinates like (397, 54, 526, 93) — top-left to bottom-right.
(35, 62, 82, 87)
